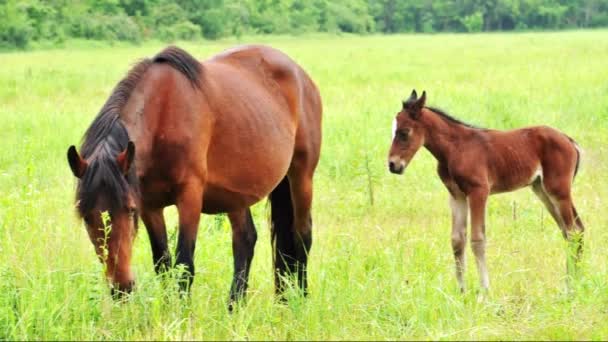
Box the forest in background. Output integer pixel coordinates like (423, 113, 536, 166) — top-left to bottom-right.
(1, 0, 608, 49)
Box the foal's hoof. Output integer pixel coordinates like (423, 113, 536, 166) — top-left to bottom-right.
(476, 289, 489, 303)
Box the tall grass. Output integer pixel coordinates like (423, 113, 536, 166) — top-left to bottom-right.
(1, 31, 607, 340)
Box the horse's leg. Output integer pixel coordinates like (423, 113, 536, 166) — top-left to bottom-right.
(468, 188, 490, 291)
(174, 180, 203, 291)
(227, 208, 257, 310)
(140, 207, 171, 274)
(450, 195, 468, 292)
(287, 168, 314, 295)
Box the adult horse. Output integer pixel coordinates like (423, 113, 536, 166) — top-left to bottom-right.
(388, 90, 583, 292)
(67, 45, 322, 306)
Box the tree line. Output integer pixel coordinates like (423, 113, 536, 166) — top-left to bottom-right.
(2, 0, 607, 49)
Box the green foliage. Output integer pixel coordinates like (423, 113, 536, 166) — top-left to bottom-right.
(70, 13, 142, 43)
(147, 1, 200, 41)
(462, 11, 484, 32)
(1, 0, 608, 48)
(0, 0, 33, 49)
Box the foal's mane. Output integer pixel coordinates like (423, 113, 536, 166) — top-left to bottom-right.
(76, 46, 202, 215)
(426, 106, 482, 129)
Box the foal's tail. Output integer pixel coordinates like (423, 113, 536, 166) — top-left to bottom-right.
(566, 135, 582, 179)
(268, 176, 295, 291)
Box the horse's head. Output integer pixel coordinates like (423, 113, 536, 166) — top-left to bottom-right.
(67, 141, 138, 297)
(388, 89, 426, 174)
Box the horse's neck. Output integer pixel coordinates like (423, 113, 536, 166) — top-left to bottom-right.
(422, 111, 471, 164)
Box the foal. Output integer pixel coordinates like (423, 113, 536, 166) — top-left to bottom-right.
(388, 90, 584, 291)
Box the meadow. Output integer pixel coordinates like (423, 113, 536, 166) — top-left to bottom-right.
(1, 31, 608, 340)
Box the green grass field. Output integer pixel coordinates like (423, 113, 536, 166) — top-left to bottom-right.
(1, 31, 608, 340)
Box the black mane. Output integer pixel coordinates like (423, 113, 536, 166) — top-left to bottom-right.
(426, 106, 481, 129)
(153, 45, 201, 88)
(76, 46, 202, 216)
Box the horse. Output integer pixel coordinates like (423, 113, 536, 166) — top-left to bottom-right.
(388, 90, 584, 292)
(66, 45, 322, 306)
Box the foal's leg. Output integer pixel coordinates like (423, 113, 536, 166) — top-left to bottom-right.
(571, 205, 585, 271)
(140, 207, 172, 274)
(449, 196, 468, 292)
(531, 180, 565, 228)
(542, 176, 584, 276)
(572, 205, 585, 238)
(227, 208, 257, 310)
(174, 180, 203, 291)
(468, 188, 490, 290)
(558, 197, 584, 276)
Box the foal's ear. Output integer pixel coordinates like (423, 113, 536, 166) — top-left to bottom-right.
(403, 89, 418, 109)
(409, 91, 426, 119)
(67, 146, 88, 178)
(409, 89, 418, 101)
(116, 141, 135, 175)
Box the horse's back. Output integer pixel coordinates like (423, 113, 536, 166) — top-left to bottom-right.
(125, 45, 321, 212)
(199, 45, 321, 210)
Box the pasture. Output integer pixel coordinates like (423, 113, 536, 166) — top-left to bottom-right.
(1, 31, 608, 340)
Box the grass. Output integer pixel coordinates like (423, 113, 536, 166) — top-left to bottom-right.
(1, 31, 608, 340)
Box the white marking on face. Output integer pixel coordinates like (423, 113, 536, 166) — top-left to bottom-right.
(391, 118, 397, 141)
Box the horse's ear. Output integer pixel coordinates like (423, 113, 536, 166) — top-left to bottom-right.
(67, 146, 87, 178)
(409, 91, 426, 120)
(116, 141, 135, 175)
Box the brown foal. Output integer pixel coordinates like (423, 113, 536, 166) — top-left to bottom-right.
(388, 90, 584, 292)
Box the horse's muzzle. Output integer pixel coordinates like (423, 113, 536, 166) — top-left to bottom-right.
(110, 280, 134, 300)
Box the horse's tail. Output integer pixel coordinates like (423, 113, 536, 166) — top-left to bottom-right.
(268, 176, 294, 292)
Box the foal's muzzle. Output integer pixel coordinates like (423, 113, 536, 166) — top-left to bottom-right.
(389, 161, 404, 174)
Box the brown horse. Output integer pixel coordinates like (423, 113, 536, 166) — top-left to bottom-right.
(388, 90, 584, 292)
(66, 45, 322, 306)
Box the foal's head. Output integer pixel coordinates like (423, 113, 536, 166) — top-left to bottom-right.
(67, 138, 138, 296)
(388, 89, 427, 174)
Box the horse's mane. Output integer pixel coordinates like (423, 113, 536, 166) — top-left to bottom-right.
(76, 46, 202, 216)
(426, 106, 482, 129)
(153, 46, 201, 88)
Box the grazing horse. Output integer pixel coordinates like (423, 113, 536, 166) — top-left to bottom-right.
(388, 90, 584, 292)
(66, 45, 322, 306)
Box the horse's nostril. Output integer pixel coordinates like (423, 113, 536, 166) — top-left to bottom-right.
(389, 161, 395, 170)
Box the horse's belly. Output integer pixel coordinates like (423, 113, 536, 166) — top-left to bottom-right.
(201, 183, 261, 214)
(203, 141, 293, 212)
